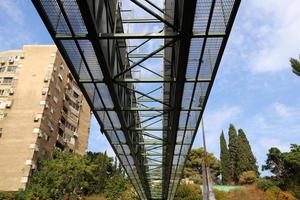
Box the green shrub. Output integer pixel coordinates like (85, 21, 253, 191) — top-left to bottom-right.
(174, 183, 202, 200)
(227, 186, 266, 200)
(256, 178, 277, 191)
(0, 191, 15, 200)
(265, 186, 296, 200)
(214, 189, 227, 200)
(238, 171, 257, 185)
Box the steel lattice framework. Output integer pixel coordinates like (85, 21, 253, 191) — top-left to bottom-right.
(32, 0, 240, 199)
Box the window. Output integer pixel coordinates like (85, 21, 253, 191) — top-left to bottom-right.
(2, 77, 13, 84)
(0, 128, 2, 138)
(0, 101, 6, 109)
(0, 112, 7, 120)
(69, 100, 80, 111)
(73, 91, 79, 99)
(0, 67, 5, 72)
(6, 66, 17, 73)
(0, 89, 5, 96)
(65, 121, 77, 132)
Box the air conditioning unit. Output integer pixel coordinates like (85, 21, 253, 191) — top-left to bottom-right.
(14, 56, 20, 61)
(25, 160, 33, 165)
(70, 137, 75, 145)
(44, 134, 50, 141)
(6, 100, 13, 108)
(9, 88, 14, 95)
(33, 116, 39, 122)
(73, 132, 78, 137)
(38, 131, 43, 138)
(34, 114, 42, 122)
(29, 144, 39, 152)
(8, 57, 14, 63)
(31, 164, 37, 169)
(44, 77, 48, 82)
(21, 176, 28, 183)
(58, 74, 63, 81)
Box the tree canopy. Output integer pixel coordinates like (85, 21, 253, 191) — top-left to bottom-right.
(184, 147, 220, 181)
(236, 129, 258, 176)
(262, 144, 300, 198)
(290, 58, 300, 76)
(16, 150, 137, 200)
(220, 131, 231, 184)
(228, 124, 239, 183)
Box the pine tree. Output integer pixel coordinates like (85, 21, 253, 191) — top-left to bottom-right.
(236, 129, 258, 178)
(228, 124, 239, 183)
(220, 131, 230, 184)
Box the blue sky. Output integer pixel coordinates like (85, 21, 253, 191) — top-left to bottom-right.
(1, 0, 299, 175)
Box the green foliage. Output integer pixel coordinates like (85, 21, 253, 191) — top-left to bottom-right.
(228, 124, 239, 183)
(236, 129, 258, 176)
(24, 151, 108, 199)
(220, 131, 231, 184)
(265, 186, 296, 200)
(262, 144, 300, 198)
(3, 151, 132, 200)
(226, 186, 266, 200)
(174, 183, 202, 200)
(0, 191, 16, 200)
(104, 172, 130, 200)
(184, 148, 220, 181)
(214, 189, 227, 200)
(256, 178, 277, 191)
(238, 171, 257, 185)
(290, 58, 300, 76)
(119, 187, 140, 200)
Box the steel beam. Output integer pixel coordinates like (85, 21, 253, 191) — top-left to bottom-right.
(79, 78, 211, 83)
(164, 0, 197, 198)
(55, 32, 225, 40)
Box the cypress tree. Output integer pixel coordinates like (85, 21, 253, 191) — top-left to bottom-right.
(220, 131, 230, 184)
(236, 129, 258, 179)
(228, 124, 239, 183)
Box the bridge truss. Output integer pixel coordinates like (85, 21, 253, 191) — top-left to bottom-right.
(32, 0, 240, 199)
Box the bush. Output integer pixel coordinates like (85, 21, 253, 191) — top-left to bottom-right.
(265, 186, 296, 200)
(104, 173, 130, 200)
(239, 171, 257, 185)
(0, 191, 15, 200)
(227, 186, 266, 200)
(214, 189, 227, 200)
(174, 183, 202, 200)
(256, 178, 277, 191)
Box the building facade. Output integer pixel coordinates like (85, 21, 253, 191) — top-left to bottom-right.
(0, 45, 91, 191)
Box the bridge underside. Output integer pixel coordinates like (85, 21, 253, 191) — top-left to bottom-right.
(33, 0, 240, 199)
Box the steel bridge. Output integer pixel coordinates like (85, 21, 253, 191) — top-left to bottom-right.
(32, 0, 240, 199)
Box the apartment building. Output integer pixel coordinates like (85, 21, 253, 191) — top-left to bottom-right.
(0, 45, 91, 191)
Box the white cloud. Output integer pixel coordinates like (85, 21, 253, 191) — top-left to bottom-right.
(0, 1, 25, 25)
(198, 105, 242, 156)
(205, 105, 241, 132)
(258, 137, 290, 152)
(0, 1, 36, 51)
(235, 0, 300, 74)
(273, 102, 296, 118)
